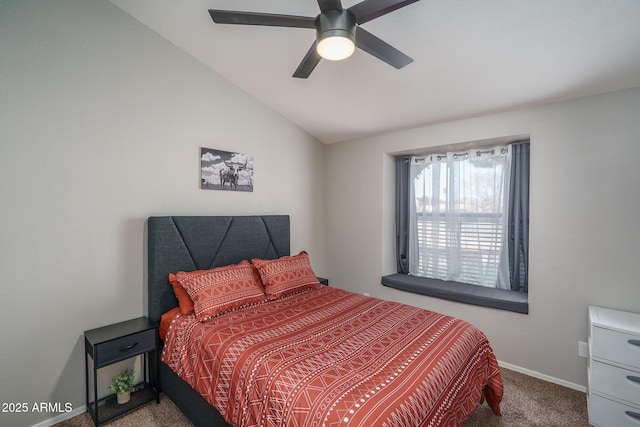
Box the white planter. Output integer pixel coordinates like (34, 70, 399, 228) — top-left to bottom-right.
(116, 391, 130, 404)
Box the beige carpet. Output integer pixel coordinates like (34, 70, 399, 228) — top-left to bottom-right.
(55, 368, 589, 427)
(463, 368, 589, 426)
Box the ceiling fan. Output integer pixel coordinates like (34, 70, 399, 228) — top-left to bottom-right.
(208, 0, 420, 78)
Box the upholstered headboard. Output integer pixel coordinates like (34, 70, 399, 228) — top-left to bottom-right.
(147, 215, 290, 323)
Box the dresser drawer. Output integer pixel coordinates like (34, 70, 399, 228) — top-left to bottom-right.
(591, 360, 640, 405)
(589, 394, 640, 427)
(95, 328, 156, 367)
(592, 326, 640, 370)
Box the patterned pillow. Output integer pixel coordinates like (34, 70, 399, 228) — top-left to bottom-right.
(176, 260, 266, 322)
(252, 251, 321, 300)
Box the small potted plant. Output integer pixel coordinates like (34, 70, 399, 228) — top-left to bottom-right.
(110, 368, 135, 404)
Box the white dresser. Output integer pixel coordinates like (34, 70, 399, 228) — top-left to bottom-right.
(588, 305, 640, 426)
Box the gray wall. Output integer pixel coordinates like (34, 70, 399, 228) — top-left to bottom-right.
(325, 87, 640, 390)
(0, 1, 325, 426)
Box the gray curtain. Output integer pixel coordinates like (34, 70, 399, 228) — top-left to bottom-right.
(396, 157, 410, 274)
(508, 141, 530, 293)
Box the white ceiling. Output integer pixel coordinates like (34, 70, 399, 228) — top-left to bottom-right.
(110, 0, 640, 144)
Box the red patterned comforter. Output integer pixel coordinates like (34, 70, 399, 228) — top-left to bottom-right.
(162, 286, 502, 427)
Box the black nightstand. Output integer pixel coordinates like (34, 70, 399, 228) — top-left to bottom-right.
(84, 317, 159, 426)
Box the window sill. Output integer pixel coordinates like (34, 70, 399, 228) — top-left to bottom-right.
(381, 273, 528, 314)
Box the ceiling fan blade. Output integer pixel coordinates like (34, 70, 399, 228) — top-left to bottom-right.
(209, 10, 315, 29)
(355, 27, 413, 69)
(317, 0, 343, 12)
(348, 0, 419, 25)
(293, 43, 322, 78)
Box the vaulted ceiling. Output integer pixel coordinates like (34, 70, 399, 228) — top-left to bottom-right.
(110, 0, 640, 143)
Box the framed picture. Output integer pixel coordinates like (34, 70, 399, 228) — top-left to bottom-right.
(200, 147, 254, 192)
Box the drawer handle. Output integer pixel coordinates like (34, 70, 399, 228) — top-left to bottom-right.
(118, 342, 138, 352)
(628, 375, 640, 385)
(629, 339, 640, 347)
(626, 411, 640, 422)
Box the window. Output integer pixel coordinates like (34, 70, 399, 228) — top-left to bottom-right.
(383, 140, 530, 313)
(410, 147, 511, 288)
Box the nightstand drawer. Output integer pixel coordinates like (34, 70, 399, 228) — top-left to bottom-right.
(591, 360, 640, 405)
(95, 328, 156, 367)
(592, 327, 640, 370)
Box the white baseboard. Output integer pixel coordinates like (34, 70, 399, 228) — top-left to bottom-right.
(498, 360, 587, 393)
(31, 404, 86, 427)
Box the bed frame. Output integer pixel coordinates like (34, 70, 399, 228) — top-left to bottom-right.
(147, 215, 291, 427)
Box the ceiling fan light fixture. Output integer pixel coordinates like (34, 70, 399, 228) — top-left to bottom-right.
(315, 9, 357, 61)
(317, 35, 355, 61)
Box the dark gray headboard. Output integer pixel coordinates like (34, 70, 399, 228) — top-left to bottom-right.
(147, 215, 290, 323)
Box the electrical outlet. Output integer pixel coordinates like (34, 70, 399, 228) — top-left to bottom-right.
(578, 341, 589, 358)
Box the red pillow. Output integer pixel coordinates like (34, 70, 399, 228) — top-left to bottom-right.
(252, 251, 321, 300)
(168, 273, 196, 314)
(177, 260, 266, 322)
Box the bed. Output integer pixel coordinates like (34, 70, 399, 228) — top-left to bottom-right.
(147, 215, 503, 427)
